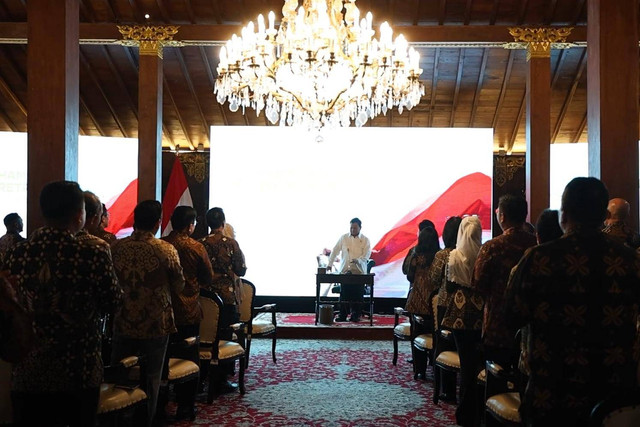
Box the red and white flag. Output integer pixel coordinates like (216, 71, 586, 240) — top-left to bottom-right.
(161, 157, 193, 236)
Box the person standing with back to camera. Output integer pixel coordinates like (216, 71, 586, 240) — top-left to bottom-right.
(326, 217, 371, 322)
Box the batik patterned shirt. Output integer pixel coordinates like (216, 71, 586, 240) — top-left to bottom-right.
(505, 229, 640, 423)
(112, 230, 184, 339)
(431, 248, 453, 310)
(475, 227, 537, 349)
(405, 250, 436, 316)
(0, 231, 25, 265)
(93, 227, 117, 245)
(603, 221, 640, 249)
(3, 227, 122, 392)
(162, 231, 214, 325)
(200, 231, 246, 305)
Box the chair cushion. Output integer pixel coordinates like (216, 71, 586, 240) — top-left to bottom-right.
(477, 368, 486, 383)
(486, 392, 521, 423)
(394, 322, 411, 338)
(97, 383, 147, 414)
(413, 334, 433, 350)
(250, 320, 276, 335)
(167, 358, 199, 381)
(199, 341, 245, 361)
(435, 351, 460, 369)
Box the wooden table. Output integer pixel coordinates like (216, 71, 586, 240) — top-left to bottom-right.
(315, 273, 375, 326)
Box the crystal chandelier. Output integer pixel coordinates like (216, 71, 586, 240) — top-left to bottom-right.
(214, 0, 424, 130)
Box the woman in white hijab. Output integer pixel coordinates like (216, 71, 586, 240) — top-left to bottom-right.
(440, 215, 483, 427)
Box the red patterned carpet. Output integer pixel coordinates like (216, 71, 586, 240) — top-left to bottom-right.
(276, 313, 403, 327)
(171, 339, 457, 426)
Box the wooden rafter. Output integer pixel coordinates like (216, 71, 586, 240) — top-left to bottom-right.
(0, 103, 18, 131)
(79, 48, 128, 137)
(450, 49, 465, 127)
(550, 49, 568, 88)
(508, 94, 525, 152)
(428, 48, 440, 127)
(412, 0, 420, 26)
(163, 76, 194, 149)
(156, 0, 171, 23)
(80, 95, 105, 136)
(517, 0, 529, 24)
(174, 48, 210, 140)
(571, 0, 586, 25)
(185, 0, 197, 24)
(101, 45, 137, 120)
(199, 46, 228, 126)
(105, 0, 119, 22)
(211, 0, 222, 25)
(544, 0, 559, 25)
(469, 48, 488, 127)
(438, 0, 447, 26)
(489, 0, 500, 25)
(463, 0, 473, 25)
(128, 0, 144, 23)
(491, 50, 514, 129)
(79, 0, 96, 23)
(573, 112, 587, 143)
(0, 73, 26, 117)
(552, 49, 587, 143)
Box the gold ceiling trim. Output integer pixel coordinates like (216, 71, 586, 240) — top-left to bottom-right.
(116, 25, 182, 58)
(508, 27, 574, 60)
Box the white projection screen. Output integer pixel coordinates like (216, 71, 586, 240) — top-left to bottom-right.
(0, 132, 137, 234)
(209, 126, 493, 297)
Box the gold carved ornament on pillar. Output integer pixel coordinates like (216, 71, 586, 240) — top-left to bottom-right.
(507, 27, 573, 60)
(117, 25, 183, 58)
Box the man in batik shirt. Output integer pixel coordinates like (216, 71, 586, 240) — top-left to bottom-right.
(93, 203, 117, 244)
(476, 194, 537, 366)
(505, 177, 640, 426)
(162, 205, 214, 419)
(0, 213, 25, 264)
(3, 181, 122, 427)
(602, 197, 640, 249)
(111, 200, 185, 425)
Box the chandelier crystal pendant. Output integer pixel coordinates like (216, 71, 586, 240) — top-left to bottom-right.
(214, 0, 424, 130)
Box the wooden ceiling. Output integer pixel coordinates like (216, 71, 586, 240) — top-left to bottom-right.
(0, 0, 620, 153)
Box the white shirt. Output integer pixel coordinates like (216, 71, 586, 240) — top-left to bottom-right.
(327, 233, 372, 274)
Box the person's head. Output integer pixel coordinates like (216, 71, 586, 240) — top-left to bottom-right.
(82, 191, 103, 232)
(206, 207, 226, 231)
(418, 219, 435, 232)
(133, 200, 162, 233)
(606, 198, 631, 223)
(39, 181, 85, 233)
(3, 213, 23, 234)
(442, 216, 463, 249)
(535, 209, 563, 244)
(522, 222, 535, 234)
(560, 177, 609, 232)
(496, 194, 528, 231)
(350, 217, 362, 237)
(100, 203, 109, 228)
(416, 226, 441, 260)
(457, 215, 483, 248)
(171, 206, 197, 235)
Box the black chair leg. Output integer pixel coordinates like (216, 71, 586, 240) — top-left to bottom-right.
(392, 336, 399, 365)
(238, 358, 246, 395)
(271, 333, 277, 364)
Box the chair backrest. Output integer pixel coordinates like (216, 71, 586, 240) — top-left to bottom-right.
(199, 293, 222, 345)
(590, 391, 640, 427)
(238, 279, 257, 323)
(367, 259, 375, 273)
(430, 292, 439, 332)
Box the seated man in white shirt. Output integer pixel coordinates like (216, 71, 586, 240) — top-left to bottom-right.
(326, 218, 372, 322)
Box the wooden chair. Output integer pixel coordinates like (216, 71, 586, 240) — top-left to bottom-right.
(198, 293, 246, 403)
(590, 390, 640, 427)
(392, 307, 411, 366)
(432, 326, 461, 404)
(237, 278, 277, 368)
(97, 356, 148, 427)
(411, 292, 438, 379)
(484, 361, 521, 426)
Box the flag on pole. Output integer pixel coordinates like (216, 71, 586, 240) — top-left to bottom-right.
(105, 178, 138, 237)
(161, 157, 193, 236)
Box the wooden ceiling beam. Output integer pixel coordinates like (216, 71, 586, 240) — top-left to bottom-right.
(174, 48, 210, 141)
(412, 0, 420, 26)
(469, 48, 488, 127)
(80, 95, 105, 136)
(551, 49, 586, 143)
(210, 1, 222, 25)
(544, 0, 559, 25)
(450, 49, 465, 127)
(156, 0, 171, 23)
(128, 0, 145, 23)
(79, 0, 97, 23)
(550, 49, 568, 88)
(573, 112, 587, 143)
(101, 45, 138, 120)
(491, 50, 514, 129)
(163, 76, 194, 150)
(517, 0, 529, 24)
(185, 0, 197, 24)
(0, 23, 589, 44)
(198, 45, 228, 126)
(106, 0, 119, 22)
(79, 48, 128, 137)
(508, 93, 526, 152)
(489, 0, 500, 25)
(0, 73, 26, 117)
(0, 103, 18, 131)
(438, 0, 447, 26)
(463, 0, 473, 25)
(428, 48, 440, 127)
(571, 0, 586, 25)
